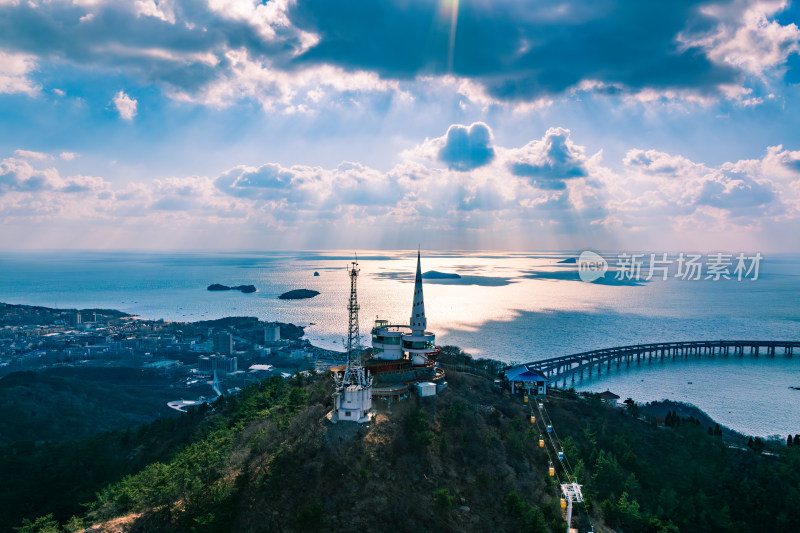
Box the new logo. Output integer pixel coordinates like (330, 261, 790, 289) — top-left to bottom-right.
(578, 251, 608, 283)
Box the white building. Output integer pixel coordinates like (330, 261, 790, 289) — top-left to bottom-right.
(332, 384, 372, 423)
(371, 251, 437, 365)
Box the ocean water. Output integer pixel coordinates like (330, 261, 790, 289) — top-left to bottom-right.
(0, 250, 798, 437)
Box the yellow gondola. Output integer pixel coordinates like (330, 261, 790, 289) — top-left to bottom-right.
(548, 464, 555, 477)
(539, 439, 545, 448)
(560, 498, 567, 509)
(530, 415, 536, 423)
(524, 395, 529, 403)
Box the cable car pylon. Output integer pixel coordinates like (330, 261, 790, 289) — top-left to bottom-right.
(527, 395, 593, 533)
(560, 481, 584, 533)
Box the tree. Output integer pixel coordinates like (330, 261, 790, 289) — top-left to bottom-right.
(789, 435, 793, 447)
(14, 514, 60, 533)
(752, 437, 765, 453)
(435, 488, 454, 509)
(623, 398, 639, 417)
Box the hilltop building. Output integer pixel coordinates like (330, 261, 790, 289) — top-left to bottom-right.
(331, 251, 447, 408)
(329, 252, 447, 422)
(366, 251, 446, 401)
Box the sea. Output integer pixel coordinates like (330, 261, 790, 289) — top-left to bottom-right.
(0, 250, 798, 438)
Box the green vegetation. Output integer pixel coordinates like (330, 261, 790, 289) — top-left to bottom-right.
(0, 370, 180, 445)
(4, 358, 800, 532)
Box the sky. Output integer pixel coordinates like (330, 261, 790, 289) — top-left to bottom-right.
(0, 0, 799, 252)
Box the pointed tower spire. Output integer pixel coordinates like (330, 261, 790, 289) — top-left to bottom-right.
(410, 249, 427, 335)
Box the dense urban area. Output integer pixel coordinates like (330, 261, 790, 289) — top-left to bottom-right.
(0, 302, 337, 393)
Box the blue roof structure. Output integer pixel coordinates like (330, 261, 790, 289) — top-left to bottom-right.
(504, 364, 549, 382)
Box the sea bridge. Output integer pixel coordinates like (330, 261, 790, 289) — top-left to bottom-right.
(525, 340, 800, 387)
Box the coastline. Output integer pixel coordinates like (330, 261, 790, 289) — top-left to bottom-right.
(0, 300, 779, 442)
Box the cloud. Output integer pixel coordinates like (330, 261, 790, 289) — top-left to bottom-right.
(0, 158, 57, 193)
(608, 142, 797, 232)
(0, 49, 38, 95)
(437, 122, 495, 171)
(2, 127, 800, 250)
(623, 149, 700, 176)
(288, 0, 764, 101)
(215, 162, 295, 198)
(0, 157, 107, 195)
(682, 1, 800, 78)
(506, 127, 590, 189)
(0, 0, 794, 111)
(696, 170, 775, 211)
(13, 149, 50, 161)
(113, 91, 138, 120)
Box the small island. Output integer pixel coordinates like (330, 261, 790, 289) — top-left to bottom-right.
(313, 272, 320, 276)
(558, 257, 577, 264)
(422, 270, 461, 279)
(279, 289, 320, 300)
(207, 284, 257, 293)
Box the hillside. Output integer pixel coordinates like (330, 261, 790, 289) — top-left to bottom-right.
(0, 369, 182, 445)
(6, 363, 800, 533)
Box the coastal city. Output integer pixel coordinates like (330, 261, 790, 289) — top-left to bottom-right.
(0, 302, 336, 401)
(2, 0, 800, 531)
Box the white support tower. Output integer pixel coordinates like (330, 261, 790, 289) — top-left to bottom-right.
(403, 250, 436, 365)
(561, 482, 584, 533)
(331, 257, 372, 423)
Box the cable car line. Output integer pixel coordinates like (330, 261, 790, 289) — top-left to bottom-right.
(526, 396, 595, 533)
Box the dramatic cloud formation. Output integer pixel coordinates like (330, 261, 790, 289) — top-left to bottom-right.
(289, 0, 798, 102)
(0, 2, 798, 250)
(3, 125, 798, 249)
(0, 0, 796, 110)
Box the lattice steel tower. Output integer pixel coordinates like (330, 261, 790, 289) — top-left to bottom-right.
(330, 256, 372, 423)
(340, 257, 368, 387)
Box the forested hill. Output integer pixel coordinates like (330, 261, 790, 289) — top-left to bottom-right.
(0, 369, 180, 445)
(6, 365, 800, 533)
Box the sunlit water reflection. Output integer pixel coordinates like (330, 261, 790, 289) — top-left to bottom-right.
(0, 250, 798, 436)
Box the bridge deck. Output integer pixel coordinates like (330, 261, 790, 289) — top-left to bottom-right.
(521, 340, 800, 386)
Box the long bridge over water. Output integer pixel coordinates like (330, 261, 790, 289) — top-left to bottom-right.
(524, 340, 800, 388)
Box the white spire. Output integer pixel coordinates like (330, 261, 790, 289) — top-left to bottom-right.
(410, 249, 427, 334)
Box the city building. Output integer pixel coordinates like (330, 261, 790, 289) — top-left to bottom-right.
(213, 331, 233, 355)
(264, 323, 280, 343)
(198, 354, 238, 374)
